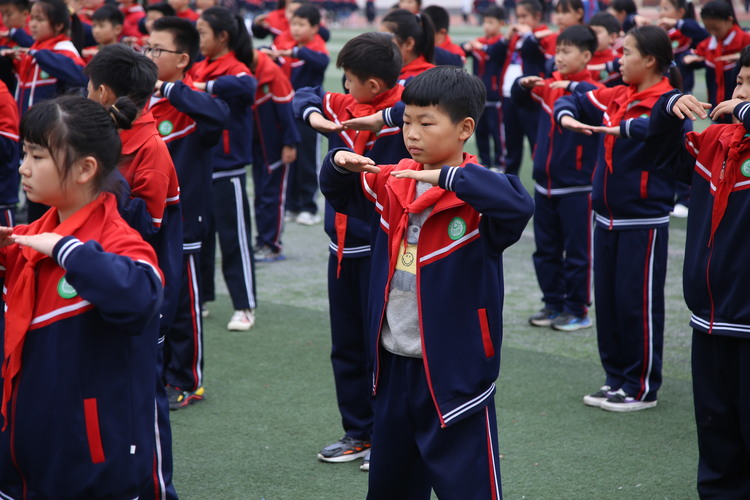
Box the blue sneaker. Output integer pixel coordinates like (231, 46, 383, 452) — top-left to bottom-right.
(254, 245, 286, 263)
(551, 313, 592, 332)
(528, 307, 561, 327)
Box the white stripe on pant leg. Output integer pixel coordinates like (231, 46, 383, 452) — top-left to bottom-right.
(231, 176, 256, 309)
(153, 400, 166, 499)
(643, 230, 657, 401)
(188, 254, 203, 386)
(274, 165, 290, 248)
(485, 407, 501, 500)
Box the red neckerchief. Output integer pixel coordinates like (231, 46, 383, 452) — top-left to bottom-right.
(399, 55, 434, 81)
(1, 193, 111, 429)
(333, 85, 404, 277)
(439, 35, 465, 57)
(699, 25, 748, 102)
(273, 32, 328, 78)
(474, 34, 502, 76)
(501, 24, 551, 80)
(190, 52, 250, 81)
(265, 9, 288, 37)
(710, 124, 750, 246)
(603, 78, 673, 173)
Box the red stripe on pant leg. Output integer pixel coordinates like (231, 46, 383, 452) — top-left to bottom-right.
(638, 229, 654, 400)
(485, 407, 499, 500)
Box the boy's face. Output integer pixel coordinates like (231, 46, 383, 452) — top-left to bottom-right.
(290, 16, 317, 44)
(92, 19, 121, 45)
(590, 25, 614, 52)
(145, 29, 188, 82)
(482, 16, 503, 38)
(515, 6, 540, 28)
(0, 4, 27, 29)
(607, 7, 626, 23)
(343, 69, 375, 104)
(658, 0, 681, 19)
(145, 10, 164, 33)
(702, 18, 733, 40)
(732, 65, 750, 102)
(555, 42, 591, 75)
(402, 104, 472, 170)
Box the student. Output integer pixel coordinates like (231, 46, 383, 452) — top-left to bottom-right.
(4, 0, 86, 117)
(513, 25, 600, 331)
(252, 0, 330, 43)
(0, 0, 32, 50)
(556, 25, 681, 411)
(381, 8, 435, 85)
(145, 16, 229, 409)
(587, 11, 621, 85)
(86, 45, 181, 500)
(685, 0, 750, 123)
(248, 44, 299, 263)
(294, 31, 407, 471)
(0, 79, 17, 228)
(608, 0, 645, 33)
(118, 0, 146, 39)
(422, 5, 465, 67)
(0, 95, 163, 499)
(82, 5, 124, 61)
(647, 44, 750, 500)
(169, 0, 199, 22)
(463, 4, 507, 170)
(191, 6, 258, 331)
(319, 65, 534, 498)
(657, 0, 707, 94)
(554, 0, 585, 33)
(144, 2, 176, 35)
(398, 0, 420, 13)
(273, 3, 329, 226)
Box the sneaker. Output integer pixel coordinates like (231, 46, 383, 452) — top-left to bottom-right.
(317, 436, 371, 463)
(227, 309, 255, 331)
(201, 304, 210, 318)
(296, 211, 321, 226)
(600, 389, 658, 412)
(670, 203, 689, 218)
(528, 307, 561, 327)
(360, 449, 371, 472)
(284, 211, 298, 222)
(583, 385, 615, 408)
(166, 385, 205, 411)
(551, 313, 593, 332)
(254, 245, 286, 263)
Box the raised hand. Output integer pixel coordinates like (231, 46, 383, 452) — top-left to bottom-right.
(332, 150, 380, 174)
(671, 94, 711, 120)
(11, 232, 63, 257)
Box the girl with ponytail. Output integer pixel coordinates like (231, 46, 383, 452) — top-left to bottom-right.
(0, 95, 163, 498)
(381, 8, 435, 85)
(191, 6, 259, 330)
(555, 25, 686, 413)
(657, 0, 707, 93)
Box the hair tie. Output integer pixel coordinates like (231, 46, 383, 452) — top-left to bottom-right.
(108, 104, 121, 127)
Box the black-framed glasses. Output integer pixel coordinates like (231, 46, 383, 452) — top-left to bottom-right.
(141, 46, 183, 58)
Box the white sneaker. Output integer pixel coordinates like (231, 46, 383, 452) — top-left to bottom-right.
(599, 389, 658, 412)
(201, 304, 210, 318)
(670, 203, 689, 218)
(284, 211, 298, 222)
(227, 309, 255, 331)
(295, 211, 321, 226)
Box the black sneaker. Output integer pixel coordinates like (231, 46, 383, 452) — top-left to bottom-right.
(583, 385, 615, 408)
(166, 385, 205, 411)
(528, 307, 561, 327)
(317, 436, 371, 463)
(600, 389, 657, 412)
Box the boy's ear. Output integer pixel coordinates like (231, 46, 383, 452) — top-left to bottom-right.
(176, 52, 190, 71)
(113, 24, 123, 37)
(458, 117, 475, 142)
(312, 23, 319, 34)
(582, 49, 592, 65)
(367, 77, 383, 96)
(99, 83, 117, 106)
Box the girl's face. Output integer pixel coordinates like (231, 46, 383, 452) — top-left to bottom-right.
(619, 34, 655, 85)
(658, 0, 683, 20)
(515, 5, 540, 28)
(398, 0, 419, 14)
(196, 18, 226, 59)
(19, 142, 65, 208)
(284, 1, 303, 21)
(29, 3, 60, 41)
(703, 18, 733, 40)
(554, 7, 583, 30)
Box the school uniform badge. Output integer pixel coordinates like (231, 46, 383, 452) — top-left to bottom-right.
(448, 217, 466, 240)
(57, 276, 77, 299)
(742, 160, 750, 177)
(158, 120, 174, 136)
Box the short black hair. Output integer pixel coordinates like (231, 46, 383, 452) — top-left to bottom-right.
(588, 11, 620, 34)
(554, 0, 584, 14)
(292, 3, 320, 26)
(0, 0, 29, 11)
(609, 0, 636, 14)
(145, 2, 176, 17)
(739, 44, 750, 67)
(423, 5, 449, 32)
(92, 4, 124, 26)
(517, 0, 544, 15)
(337, 32, 402, 88)
(85, 44, 157, 109)
(557, 24, 597, 53)
(401, 66, 486, 125)
(700, 0, 736, 22)
(482, 4, 507, 20)
(151, 16, 200, 70)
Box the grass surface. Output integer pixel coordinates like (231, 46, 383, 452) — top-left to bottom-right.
(170, 24, 705, 499)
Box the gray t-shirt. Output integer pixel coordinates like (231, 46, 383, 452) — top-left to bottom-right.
(381, 181, 433, 358)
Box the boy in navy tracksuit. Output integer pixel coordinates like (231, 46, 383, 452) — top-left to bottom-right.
(647, 48, 750, 498)
(320, 66, 534, 499)
(249, 48, 299, 262)
(85, 44, 182, 500)
(145, 17, 229, 409)
(463, 4, 507, 170)
(512, 25, 600, 331)
(269, 3, 329, 225)
(294, 31, 407, 469)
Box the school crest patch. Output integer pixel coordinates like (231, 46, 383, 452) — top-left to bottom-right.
(448, 217, 466, 241)
(741, 159, 750, 178)
(57, 276, 77, 299)
(158, 120, 174, 136)
(39, 70, 49, 80)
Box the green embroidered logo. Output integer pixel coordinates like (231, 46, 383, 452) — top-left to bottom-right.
(39, 70, 49, 80)
(158, 120, 174, 136)
(741, 159, 750, 178)
(448, 217, 466, 241)
(57, 277, 77, 299)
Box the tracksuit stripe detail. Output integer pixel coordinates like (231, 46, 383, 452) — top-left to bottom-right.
(230, 176, 256, 308)
(186, 254, 203, 387)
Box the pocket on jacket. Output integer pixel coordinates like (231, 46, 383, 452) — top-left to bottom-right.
(223, 129, 231, 155)
(640, 171, 649, 199)
(83, 398, 106, 464)
(576, 145, 583, 171)
(477, 308, 495, 358)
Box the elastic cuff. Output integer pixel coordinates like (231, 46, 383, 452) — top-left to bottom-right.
(734, 101, 750, 122)
(54, 236, 84, 270)
(302, 106, 323, 123)
(161, 81, 174, 98)
(439, 166, 460, 192)
(665, 92, 684, 117)
(330, 148, 354, 174)
(206, 80, 215, 94)
(555, 110, 574, 125)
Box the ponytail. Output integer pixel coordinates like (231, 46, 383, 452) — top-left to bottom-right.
(200, 7, 255, 68)
(382, 8, 435, 64)
(108, 96, 138, 131)
(69, 12, 84, 53)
